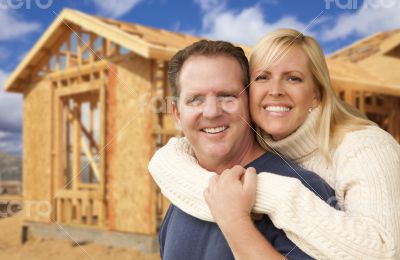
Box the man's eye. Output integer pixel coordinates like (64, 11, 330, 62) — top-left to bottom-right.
(218, 95, 236, 103)
(186, 96, 204, 105)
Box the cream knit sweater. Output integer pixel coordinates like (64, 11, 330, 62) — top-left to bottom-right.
(148, 109, 400, 259)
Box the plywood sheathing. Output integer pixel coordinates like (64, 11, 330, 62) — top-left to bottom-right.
(106, 64, 118, 230)
(106, 55, 155, 235)
(22, 80, 53, 223)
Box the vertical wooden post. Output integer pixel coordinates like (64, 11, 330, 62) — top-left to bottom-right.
(359, 91, 365, 113)
(66, 36, 71, 69)
(55, 53, 61, 71)
(105, 39, 112, 57)
(89, 33, 96, 63)
(50, 82, 56, 221)
(101, 38, 107, 58)
(65, 198, 72, 224)
(344, 89, 354, 106)
(98, 70, 107, 227)
(64, 98, 71, 188)
(77, 31, 82, 65)
(76, 199, 82, 224)
(73, 101, 81, 191)
(87, 199, 93, 225)
(89, 100, 95, 183)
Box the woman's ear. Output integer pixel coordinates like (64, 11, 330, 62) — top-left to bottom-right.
(312, 87, 321, 107)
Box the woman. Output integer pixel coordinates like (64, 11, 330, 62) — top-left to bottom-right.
(149, 29, 400, 259)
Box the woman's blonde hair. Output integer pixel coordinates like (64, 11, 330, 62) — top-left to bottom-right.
(250, 28, 375, 161)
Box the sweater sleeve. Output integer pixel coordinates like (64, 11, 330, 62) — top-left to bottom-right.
(149, 137, 216, 221)
(148, 136, 400, 259)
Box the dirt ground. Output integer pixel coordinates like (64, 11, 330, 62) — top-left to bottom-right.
(0, 215, 161, 260)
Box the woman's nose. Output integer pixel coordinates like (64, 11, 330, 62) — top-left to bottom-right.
(269, 80, 285, 97)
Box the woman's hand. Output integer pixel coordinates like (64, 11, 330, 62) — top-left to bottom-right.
(203, 165, 257, 228)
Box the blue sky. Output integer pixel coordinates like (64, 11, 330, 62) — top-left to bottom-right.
(1, 0, 400, 156)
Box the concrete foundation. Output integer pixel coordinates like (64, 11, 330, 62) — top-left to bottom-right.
(23, 222, 160, 254)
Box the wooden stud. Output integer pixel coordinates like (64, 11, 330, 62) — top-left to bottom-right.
(87, 199, 94, 226)
(98, 70, 107, 227)
(80, 138, 101, 181)
(72, 101, 81, 191)
(359, 91, 365, 113)
(65, 198, 72, 224)
(76, 199, 82, 224)
(77, 30, 83, 66)
(65, 104, 99, 153)
(88, 100, 95, 183)
(66, 37, 72, 69)
(89, 33, 96, 63)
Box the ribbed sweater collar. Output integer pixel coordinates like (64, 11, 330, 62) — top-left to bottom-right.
(260, 107, 320, 161)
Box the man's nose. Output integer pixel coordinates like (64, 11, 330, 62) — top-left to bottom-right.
(202, 96, 222, 118)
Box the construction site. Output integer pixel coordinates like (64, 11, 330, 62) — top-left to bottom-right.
(0, 7, 399, 260)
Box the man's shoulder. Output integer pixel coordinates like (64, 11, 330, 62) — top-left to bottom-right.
(248, 151, 314, 178)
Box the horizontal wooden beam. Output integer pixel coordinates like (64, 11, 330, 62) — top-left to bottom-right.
(56, 81, 100, 97)
(55, 189, 102, 200)
(332, 77, 400, 97)
(152, 127, 179, 136)
(77, 183, 99, 190)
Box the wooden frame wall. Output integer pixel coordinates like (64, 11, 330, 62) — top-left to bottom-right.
(150, 59, 179, 229)
(43, 25, 118, 228)
(53, 69, 107, 228)
(335, 86, 400, 142)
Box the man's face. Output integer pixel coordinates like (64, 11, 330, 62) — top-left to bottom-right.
(173, 55, 253, 166)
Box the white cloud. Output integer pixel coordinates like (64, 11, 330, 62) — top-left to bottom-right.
(0, 9, 40, 41)
(0, 70, 21, 156)
(193, 0, 400, 47)
(92, 0, 144, 18)
(198, 3, 308, 46)
(321, 2, 400, 41)
(0, 131, 21, 156)
(194, 0, 225, 12)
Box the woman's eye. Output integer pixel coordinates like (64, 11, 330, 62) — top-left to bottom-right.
(254, 74, 269, 81)
(287, 76, 302, 83)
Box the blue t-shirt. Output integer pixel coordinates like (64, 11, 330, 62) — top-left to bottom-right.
(159, 152, 337, 260)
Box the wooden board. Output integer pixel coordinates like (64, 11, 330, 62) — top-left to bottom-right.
(106, 55, 156, 235)
(22, 80, 53, 223)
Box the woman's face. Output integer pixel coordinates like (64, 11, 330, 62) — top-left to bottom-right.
(250, 46, 320, 141)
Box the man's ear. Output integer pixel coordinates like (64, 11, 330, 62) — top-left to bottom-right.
(172, 101, 181, 129)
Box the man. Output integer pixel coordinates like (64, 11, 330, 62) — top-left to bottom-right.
(156, 40, 335, 259)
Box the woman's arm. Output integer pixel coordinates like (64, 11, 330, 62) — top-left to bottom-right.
(148, 137, 400, 259)
(204, 166, 285, 260)
(149, 137, 215, 221)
